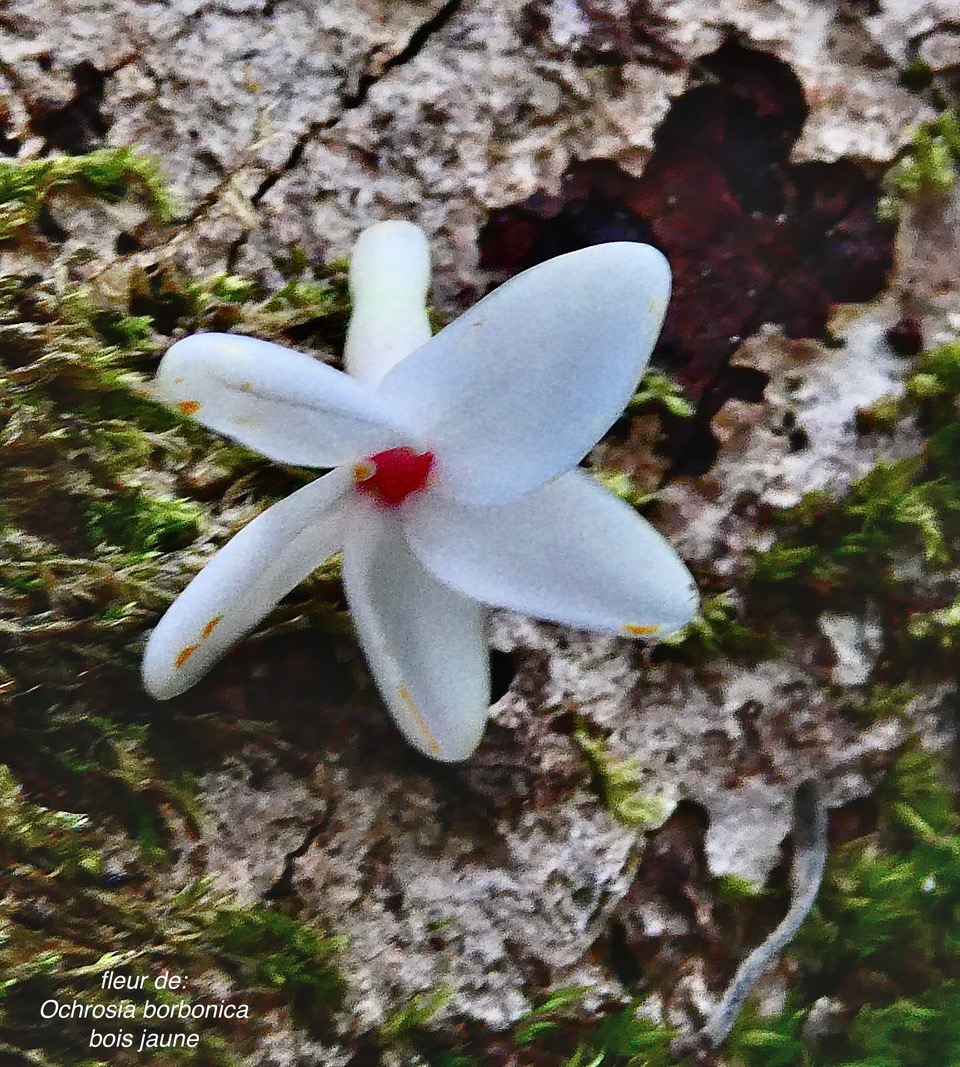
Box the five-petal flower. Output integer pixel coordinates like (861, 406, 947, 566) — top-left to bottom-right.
(142, 221, 698, 761)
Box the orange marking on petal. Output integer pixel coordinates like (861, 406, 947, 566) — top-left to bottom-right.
(201, 615, 224, 639)
(239, 381, 254, 393)
(622, 623, 661, 637)
(177, 400, 201, 415)
(175, 644, 200, 669)
(174, 376, 185, 385)
(398, 684, 442, 756)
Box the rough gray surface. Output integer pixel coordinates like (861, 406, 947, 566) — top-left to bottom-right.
(0, 0, 943, 303)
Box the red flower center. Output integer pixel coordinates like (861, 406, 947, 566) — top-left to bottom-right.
(353, 447, 435, 508)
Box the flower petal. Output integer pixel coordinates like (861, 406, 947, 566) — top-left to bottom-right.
(378, 242, 670, 504)
(345, 220, 432, 386)
(342, 502, 490, 761)
(143, 469, 349, 699)
(403, 469, 698, 635)
(154, 333, 409, 466)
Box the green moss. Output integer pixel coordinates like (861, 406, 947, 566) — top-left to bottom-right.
(855, 395, 903, 436)
(744, 327, 960, 686)
(569, 1005, 675, 1066)
(90, 311, 157, 352)
(0, 895, 297, 1064)
(381, 985, 454, 1043)
(908, 593, 960, 648)
(591, 469, 655, 509)
(0, 794, 343, 1061)
(3, 143, 959, 1067)
(714, 873, 769, 905)
(85, 492, 203, 555)
(800, 840, 939, 972)
(209, 906, 343, 1022)
(750, 544, 820, 586)
(750, 456, 955, 606)
(514, 986, 592, 1045)
(0, 151, 358, 1063)
(882, 746, 957, 836)
(628, 370, 694, 419)
(0, 766, 246, 1061)
(411, 986, 677, 1067)
(576, 730, 672, 830)
(0, 147, 174, 242)
(797, 743, 960, 985)
(204, 273, 257, 304)
(656, 591, 780, 664)
(160, 250, 351, 347)
(724, 1000, 807, 1067)
(831, 458, 947, 564)
(0, 765, 101, 879)
(881, 111, 960, 218)
(843, 684, 915, 726)
(845, 988, 960, 1066)
(705, 743, 960, 1067)
(909, 339, 960, 395)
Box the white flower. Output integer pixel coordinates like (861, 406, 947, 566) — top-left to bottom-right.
(142, 221, 698, 761)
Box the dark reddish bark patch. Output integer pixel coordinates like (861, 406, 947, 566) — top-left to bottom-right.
(480, 43, 895, 470)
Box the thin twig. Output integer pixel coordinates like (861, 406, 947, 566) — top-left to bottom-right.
(675, 779, 829, 1055)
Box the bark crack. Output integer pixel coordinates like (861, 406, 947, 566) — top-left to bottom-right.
(264, 805, 334, 901)
(250, 0, 463, 209)
(341, 0, 463, 111)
